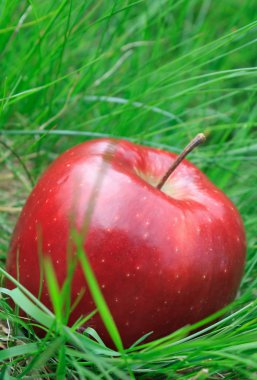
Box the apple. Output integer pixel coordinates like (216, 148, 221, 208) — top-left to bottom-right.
(6, 135, 246, 348)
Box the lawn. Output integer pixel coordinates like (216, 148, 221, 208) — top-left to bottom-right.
(1, 0, 257, 378)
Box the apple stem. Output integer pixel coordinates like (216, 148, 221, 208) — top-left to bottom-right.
(156, 133, 206, 190)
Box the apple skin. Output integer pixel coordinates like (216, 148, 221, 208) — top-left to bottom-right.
(6, 138, 246, 348)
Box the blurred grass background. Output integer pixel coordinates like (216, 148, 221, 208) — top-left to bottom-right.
(1, 0, 257, 378)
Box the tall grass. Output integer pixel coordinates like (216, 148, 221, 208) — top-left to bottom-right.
(1, 0, 257, 378)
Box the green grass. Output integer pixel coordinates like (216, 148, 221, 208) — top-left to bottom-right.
(1, 0, 257, 378)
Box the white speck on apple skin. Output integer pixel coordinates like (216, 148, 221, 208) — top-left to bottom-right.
(175, 274, 180, 279)
(202, 274, 207, 280)
(101, 284, 106, 289)
(23, 258, 27, 263)
(125, 321, 130, 326)
(66, 163, 71, 168)
(143, 233, 149, 240)
(53, 217, 57, 222)
(136, 266, 140, 270)
(126, 273, 131, 277)
(175, 247, 179, 253)
(190, 306, 194, 311)
(208, 217, 212, 223)
(177, 290, 181, 294)
(101, 258, 105, 263)
(26, 274, 30, 278)
(114, 297, 119, 303)
(29, 226, 32, 231)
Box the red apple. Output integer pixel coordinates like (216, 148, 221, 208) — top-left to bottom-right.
(6, 137, 246, 348)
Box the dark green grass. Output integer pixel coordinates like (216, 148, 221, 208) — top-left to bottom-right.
(1, 0, 257, 378)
